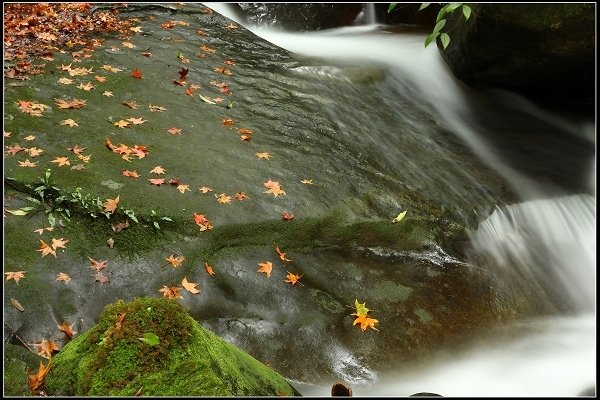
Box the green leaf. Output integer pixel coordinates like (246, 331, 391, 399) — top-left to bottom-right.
(432, 19, 446, 34)
(419, 2, 430, 11)
(392, 210, 407, 223)
(354, 299, 370, 316)
(198, 93, 216, 104)
(139, 332, 160, 346)
(26, 197, 42, 204)
(20, 207, 35, 212)
(5, 209, 30, 216)
(436, 5, 449, 22)
(387, 3, 397, 13)
(462, 4, 472, 20)
(48, 213, 56, 227)
(445, 3, 463, 13)
(440, 32, 451, 49)
(424, 31, 439, 48)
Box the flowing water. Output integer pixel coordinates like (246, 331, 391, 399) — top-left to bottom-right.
(207, 4, 596, 396)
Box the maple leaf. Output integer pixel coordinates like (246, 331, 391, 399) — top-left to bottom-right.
(284, 272, 304, 286)
(193, 213, 214, 231)
(68, 144, 86, 154)
(18, 159, 38, 167)
(131, 69, 143, 79)
(102, 64, 122, 73)
(197, 29, 209, 36)
(127, 117, 146, 125)
(141, 51, 152, 57)
(130, 26, 143, 33)
(167, 127, 182, 135)
(276, 246, 292, 262)
(94, 271, 110, 284)
(150, 166, 166, 174)
(5, 271, 26, 284)
(173, 79, 186, 86)
(51, 237, 69, 250)
(71, 164, 85, 171)
(122, 41, 135, 49)
(77, 82, 95, 91)
(28, 359, 51, 392)
(56, 272, 71, 283)
(235, 192, 249, 201)
(148, 178, 165, 186)
(212, 97, 224, 103)
(24, 135, 36, 141)
(61, 118, 78, 127)
(34, 227, 53, 235)
(177, 184, 190, 194)
(102, 196, 120, 214)
(122, 170, 140, 178)
(58, 321, 76, 338)
(37, 240, 56, 257)
(256, 152, 271, 160)
(27, 147, 44, 157)
(353, 313, 379, 331)
(149, 104, 167, 112)
(263, 179, 286, 197)
(238, 128, 254, 135)
(224, 59, 236, 66)
(199, 186, 213, 194)
(179, 67, 189, 80)
(225, 22, 238, 30)
(166, 255, 185, 268)
(185, 86, 197, 96)
(32, 339, 60, 359)
(281, 211, 295, 221)
(159, 285, 182, 299)
(5, 144, 24, 156)
(257, 261, 274, 278)
(214, 67, 233, 76)
(112, 220, 130, 234)
(77, 154, 91, 163)
(216, 193, 232, 204)
(352, 299, 371, 316)
(95, 75, 107, 83)
(114, 120, 130, 128)
(88, 257, 108, 271)
(301, 179, 314, 185)
(222, 118, 234, 126)
(199, 44, 216, 53)
(55, 98, 86, 109)
(169, 178, 181, 186)
(58, 77, 74, 85)
(123, 100, 138, 109)
(103, 91, 113, 97)
(182, 276, 200, 294)
(205, 262, 216, 275)
(240, 135, 252, 142)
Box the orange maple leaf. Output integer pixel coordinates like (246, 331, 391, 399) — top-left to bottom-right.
(281, 211, 295, 221)
(235, 192, 249, 201)
(353, 313, 379, 331)
(58, 321, 76, 338)
(148, 178, 166, 186)
(284, 272, 304, 286)
(222, 118, 234, 126)
(205, 262, 216, 275)
(193, 213, 214, 231)
(275, 246, 292, 262)
(199, 186, 213, 194)
(158, 285, 182, 299)
(95, 75, 107, 82)
(51, 237, 69, 250)
(257, 261, 274, 278)
(88, 257, 108, 271)
(166, 254, 185, 268)
(28, 359, 51, 393)
(102, 196, 120, 213)
(32, 339, 60, 359)
(263, 179, 286, 197)
(5, 271, 26, 284)
(122, 170, 140, 178)
(123, 100, 138, 109)
(131, 69, 143, 79)
(50, 157, 70, 167)
(68, 144, 86, 154)
(37, 240, 56, 257)
(56, 272, 71, 283)
(167, 127, 182, 135)
(181, 276, 200, 294)
(237, 128, 253, 135)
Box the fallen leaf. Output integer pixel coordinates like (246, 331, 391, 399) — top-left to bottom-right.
(237, 128, 253, 135)
(77, 82, 94, 91)
(169, 178, 180, 186)
(58, 77, 74, 85)
(112, 220, 130, 234)
(18, 159, 38, 167)
(50, 157, 70, 167)
(281, 211, 295, 221)
(225, 22, 238, 30)
(284, 272, 303, 286)
(103, 91, 113, 97)
(158, 285, 182, 299)
(114, 120, 130, 128)
(54, 98, 86, 109)
(5, 271, 26, 284)
(95, 75, 107, 83)
(127, 117, 146, 125)
(107, 238, 115, 248)
(58, 321, 76, 338)
(131, 69, 143, 79)
(193, 212, 214, 231)
(214, 66, 233, 76)
(5, 143, 24, 156)
(199, 44, 216, 53)
(123, 100, 138, 109)
(257, 261, 274, 278)
(130, 26, 143, 33)
(223, 59, 236, 66)
(205, 262, 216, 275)
(150, 166, 165, 174)
(88, 257, 108, 271)
(28, 359, 51, 393)
(26, 147, 43, 157)
(352, 299, 371, 316)
(301, 179, 314, 185)
(122, 170, 140, 178)
(122, 41, 135, 49)
(276, 246, 292, 262)
(353, 313, 379, 331)
(24, 135, 36, 141)
(166, 254, 185, 268)
(141, 51, 152, 57)
(392, 210, 407, 223)
(61, 119, 78, 127)
(181, 276, 200, 294)
(222, 118, 234, 126)
(148, 178, 165, 186)
(179, 67, 189, 80)
(32, 339, 60, 359)
(235, 192, 249, 201)
(94, 271, 109, 284)
(177, 184, 190, 194)
(263, 179, 286, 197)
(199, 186, 213, 194)
(56, 272, 71, 283)
(216, 193, 232, 204)
(68, 144, 86, 154)
(51, 237, 69, 250)
(167, 127, 182, 135)
(102, 196, 120, 214)
(149, 104, 166, 112)
(11, 298, 25, 312)
(256, 152, 271, 160)
(37, 240, 57, 257)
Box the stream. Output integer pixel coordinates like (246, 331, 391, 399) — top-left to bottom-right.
(207, 3, 596, 397)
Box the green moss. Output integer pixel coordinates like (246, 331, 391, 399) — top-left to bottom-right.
(3, 352, 31, 396)
(45, 297, 300, 396)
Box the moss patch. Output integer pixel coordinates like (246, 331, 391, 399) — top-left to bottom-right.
(44, 297, 300, 396)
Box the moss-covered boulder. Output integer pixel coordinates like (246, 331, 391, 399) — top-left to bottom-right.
(44, 297, 300, 396)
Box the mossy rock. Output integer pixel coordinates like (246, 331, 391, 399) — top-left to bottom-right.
(44, 297, 300, 396)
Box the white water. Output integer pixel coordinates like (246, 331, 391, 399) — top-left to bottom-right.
(206, 4, 596, 396)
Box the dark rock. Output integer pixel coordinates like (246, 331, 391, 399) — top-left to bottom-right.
(437, 4, 595, 107)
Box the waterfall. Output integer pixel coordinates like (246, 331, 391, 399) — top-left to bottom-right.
(363, 3, 377, 25)
(202, 4, 596, 396)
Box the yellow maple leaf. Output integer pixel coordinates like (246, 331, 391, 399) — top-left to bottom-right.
(256, 152, 271, 160)
(177, 184, 190, 194)
(181, 276, 200, 294)
(37, 240, 56, 257)
(56, 272, 71, 283)
(114, 120, 130, 128)
(50, 157, 70, 167)
(5, 271, 26, 283)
